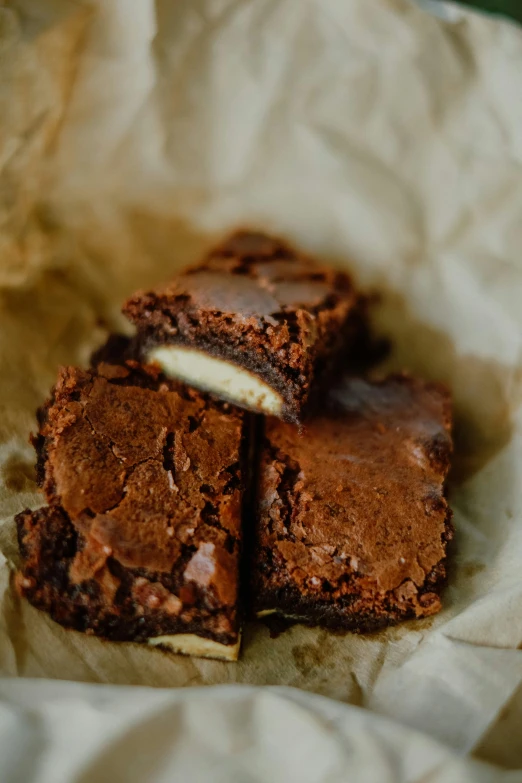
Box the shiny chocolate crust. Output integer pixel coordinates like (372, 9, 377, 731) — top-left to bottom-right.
(122, 230, 369, 424)
(252, 375, 454, 631)
(17, 361, 246, 648)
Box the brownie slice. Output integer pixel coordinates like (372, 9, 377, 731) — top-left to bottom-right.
(123, 230, 369, 425)
(16, 361, 247, 660)
(252, 375, 454, 632)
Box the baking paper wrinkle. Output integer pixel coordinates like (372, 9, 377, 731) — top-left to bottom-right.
(1, 0, 522, 780)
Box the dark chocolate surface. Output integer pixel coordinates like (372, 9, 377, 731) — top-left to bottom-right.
(252, 374, 454, 631)
(123, 230, 368, 423)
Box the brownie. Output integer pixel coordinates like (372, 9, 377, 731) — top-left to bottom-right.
(122, 230, 369, 425)
(16, 360, 247, 660)
(251, 374, 454, 632)
(89, 332, 138, 367)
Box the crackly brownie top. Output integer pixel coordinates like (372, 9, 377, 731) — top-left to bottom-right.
(35, 361, 244, 609)
(258, 375, 453, 597)
(124, 230, 357, 324)
(122, 231, 361, 388)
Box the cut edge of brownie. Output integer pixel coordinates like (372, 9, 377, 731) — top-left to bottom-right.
(253, 509, 454, 633)
(15, 503, 242, 661)
(147, 342, 288, 419)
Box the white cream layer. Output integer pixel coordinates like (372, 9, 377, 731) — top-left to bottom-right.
(256, 609, 308, 622)
(148, 345, 283, 415)
(148, 632, 241, 661)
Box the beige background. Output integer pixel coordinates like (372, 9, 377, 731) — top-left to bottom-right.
(1, 0, 522, 779)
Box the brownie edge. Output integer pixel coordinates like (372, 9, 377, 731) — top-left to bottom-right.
(15, 505, 240, 659)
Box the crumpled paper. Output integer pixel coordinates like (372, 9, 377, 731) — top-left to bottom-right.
(0, 679, 514, 783)
(1, 0, 522, 779)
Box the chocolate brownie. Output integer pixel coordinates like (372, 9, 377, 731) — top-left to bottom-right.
(16, 360, 247, 660)
(123, 230, 369, 424)
(252, 375, 453, 632)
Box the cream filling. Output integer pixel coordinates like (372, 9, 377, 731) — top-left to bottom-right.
(256, 609, 307, 622)
(148, 632, 241, 661)
(148, 346, 283, 415)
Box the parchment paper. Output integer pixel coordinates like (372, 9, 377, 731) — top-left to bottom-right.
(2, 0, 522, 779)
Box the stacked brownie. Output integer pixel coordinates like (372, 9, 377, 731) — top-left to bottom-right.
(16, 231, 453, 660)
